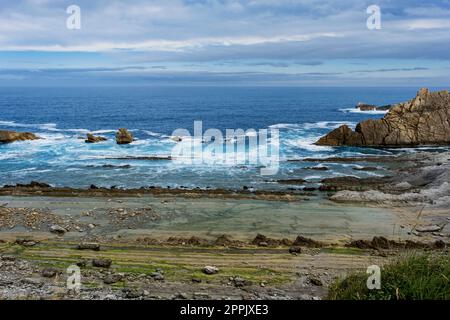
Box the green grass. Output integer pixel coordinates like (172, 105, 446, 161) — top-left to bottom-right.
(328, 253, 450, 300)
(321, 247, 365, 255)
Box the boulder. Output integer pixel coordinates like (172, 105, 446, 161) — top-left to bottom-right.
(0, 130, 39, 143)
(316, 88, 450, 147)
(92, 259, 112, 268)
(85, 133, 107, 143)
(104, 274, 123, 284)
(50, 225, 66, 235)
(202, 266, 219, 275)
(288, 246, 302, 254)
(115, 128, 133, 145)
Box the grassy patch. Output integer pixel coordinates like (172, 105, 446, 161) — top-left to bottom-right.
(321, 247, 365, 255)
(328, 253, 450, 300)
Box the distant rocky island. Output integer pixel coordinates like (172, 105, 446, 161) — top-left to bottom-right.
(316, 88, 450, 147)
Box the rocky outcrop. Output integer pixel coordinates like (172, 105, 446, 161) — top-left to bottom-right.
(317, 88, 450, 146)
(85, 133, 107, 143)
(357, 103, 377, 111)
(115, 128, 133, 145)
(356, 102, 391, 111)
(0, 130, 39, 143)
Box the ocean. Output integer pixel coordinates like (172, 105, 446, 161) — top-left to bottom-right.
(0, 86, 445, 189)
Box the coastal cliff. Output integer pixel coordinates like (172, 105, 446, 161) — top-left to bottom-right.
(316, 88, 450, 147)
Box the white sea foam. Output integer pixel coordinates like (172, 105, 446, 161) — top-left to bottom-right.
(0, 119, 58, 131)
(304, 175, 321, 180)
(339, 108, 388, 115)
(269, 123, 301, 130)
(90, 129, 116, 134)
(270, 121, 357, 132)
(304, 121, 357, 130)
(284, 135, 333, 152)
(143, 130, 168, 138)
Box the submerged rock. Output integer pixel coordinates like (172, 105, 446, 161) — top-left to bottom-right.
(0, 130, 39, 143)
(415, 225, 442, 233)
(115, 128, 133, 144)
(316, 88, 450, 147)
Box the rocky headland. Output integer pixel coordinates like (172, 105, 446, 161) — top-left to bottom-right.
(316, 88, 450, 147)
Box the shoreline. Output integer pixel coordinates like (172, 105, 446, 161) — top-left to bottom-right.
(1, 150, 449, 300)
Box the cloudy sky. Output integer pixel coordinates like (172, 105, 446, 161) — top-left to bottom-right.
(1, 0, 450, 86)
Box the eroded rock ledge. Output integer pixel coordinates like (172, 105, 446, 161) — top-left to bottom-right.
(316, 88, 450, 146)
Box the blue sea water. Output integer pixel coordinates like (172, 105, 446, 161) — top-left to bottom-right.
(0, 86, 445, 189)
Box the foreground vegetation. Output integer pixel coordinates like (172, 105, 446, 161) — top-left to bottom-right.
(328, 253, 450, 300)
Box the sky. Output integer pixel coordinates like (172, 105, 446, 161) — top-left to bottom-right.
(0, 0, 450, 86)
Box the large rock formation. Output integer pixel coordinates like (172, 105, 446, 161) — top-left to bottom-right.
(0, 130, 39, 143)
(316, 88, 450, 147)
(115, 128, 133, 145)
